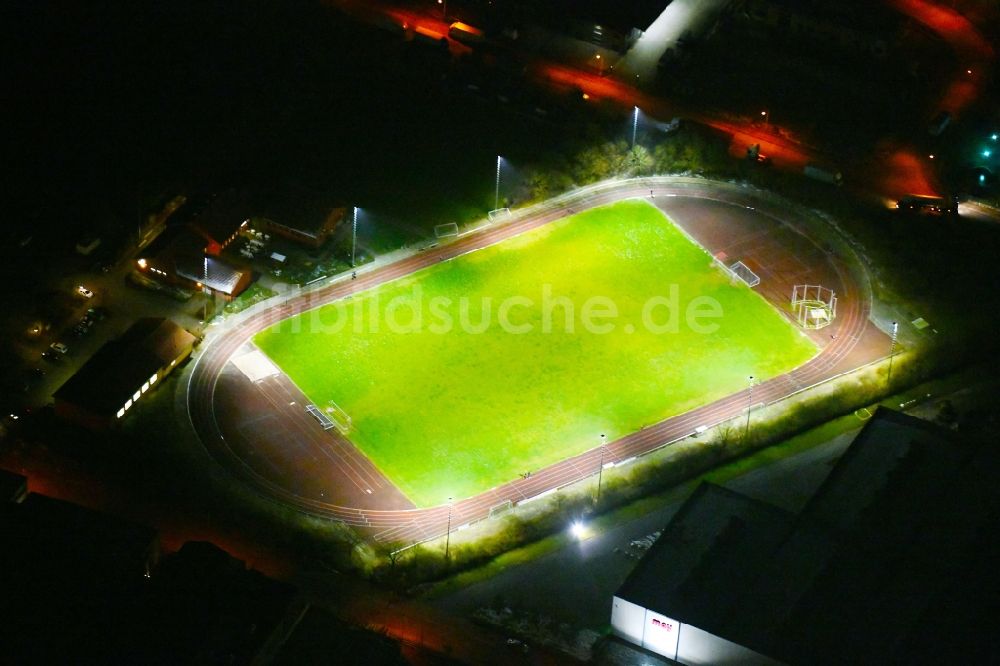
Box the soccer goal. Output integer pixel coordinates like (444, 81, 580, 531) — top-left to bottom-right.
(434, 222, 459, 239)
(729, 260, 761, 288)
(324, 400, 353, 434)
(488, 499, 513, 519)
(791, 284, 837, 329)
(487, 207, 512, 223)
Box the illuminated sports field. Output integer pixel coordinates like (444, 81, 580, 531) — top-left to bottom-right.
(253, 200, 817, 506)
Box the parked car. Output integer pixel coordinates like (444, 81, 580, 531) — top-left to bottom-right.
(50, 342, 69, 354)
(41, 350, 62, 363)
(86, 306, 109, 321)
(77, 285, 94, 298)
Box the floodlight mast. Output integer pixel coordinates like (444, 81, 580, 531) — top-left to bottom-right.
(596, 433, 607, 506)
(445, 496, 453, 560)
(351, 206, 358, 268)
(494, 156, 502, 211)
(887, 321, 899, 385)
(631, 106, 639, 148)
(744, 376, 755, 440)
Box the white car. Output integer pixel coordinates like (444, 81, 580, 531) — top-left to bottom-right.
(77, 285, 94, 298)
(50, 342, 69, 354)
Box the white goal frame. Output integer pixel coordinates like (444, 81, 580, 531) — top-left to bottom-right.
(434, 222, 459, 239)
(487, 208, 512, 223)
(729, 260, 761, 288)
(324, 400, 353, 434)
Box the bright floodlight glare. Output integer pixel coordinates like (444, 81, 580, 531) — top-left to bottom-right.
(570, 521, 587, 540)
(992, 134, 999, 141)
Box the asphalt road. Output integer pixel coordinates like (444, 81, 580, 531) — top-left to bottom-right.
(429, 428, 859, 631)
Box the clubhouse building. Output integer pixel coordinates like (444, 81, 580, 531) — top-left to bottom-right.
(54, 318, 197, 429)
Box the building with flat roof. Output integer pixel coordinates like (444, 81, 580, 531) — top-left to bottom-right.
(0, 493, 160, 577)
(136, 191, 252, 299)
(611, 408, 1000, 665)
(0, 494, 159, 663)
(0, 468, 28, 504)
(182, 190, 253, 256)
(54, 318, 197, 429)
(0, 493, 159, 598)
(256, 186, 347, 249)
(109, 541, 297, 664)
(612, 483, 790, 664)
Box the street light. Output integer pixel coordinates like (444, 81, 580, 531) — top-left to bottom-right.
(494, 155, 502, 211)
(437, 0, 447, 18)
(761, 110, 769, 127)
(744, 376, 755, 440)
(351, 206, 358, 268)
(631, 106, 639, 148)
(595, 433, 607, 506)
(887, 321, 899, 385)
(445, 496, 453, 560)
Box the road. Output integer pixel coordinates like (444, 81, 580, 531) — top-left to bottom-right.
(332, 0, 994, 201)
(430, 426, 858, 631)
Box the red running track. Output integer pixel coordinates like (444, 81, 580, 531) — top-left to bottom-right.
(183, 179, 880, 547)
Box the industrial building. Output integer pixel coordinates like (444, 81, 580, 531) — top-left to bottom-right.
(53, 318, 197, 429)
(611, 408, 1000, 665)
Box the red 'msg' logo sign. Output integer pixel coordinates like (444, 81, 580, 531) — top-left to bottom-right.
(651, 618, 673, 632)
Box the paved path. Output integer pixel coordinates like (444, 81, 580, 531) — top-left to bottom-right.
(430, 428, 859, 629)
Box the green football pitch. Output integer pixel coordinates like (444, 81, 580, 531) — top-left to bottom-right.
(253, 199, 818, 506)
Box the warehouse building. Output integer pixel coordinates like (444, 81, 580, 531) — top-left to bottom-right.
(54, 318, 197, 429)
(611, 408, 1000, 665)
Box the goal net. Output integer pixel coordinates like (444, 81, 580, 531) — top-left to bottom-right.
(487, 208, 512, 223)
(434, 222, 459, 239)
(488, 499, 513, 519)
(791, 284, 837, 329)
(729, 261, 760, 288)
(314, 400, 351, 435)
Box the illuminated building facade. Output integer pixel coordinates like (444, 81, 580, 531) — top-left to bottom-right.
(53, 318, 197, 429)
